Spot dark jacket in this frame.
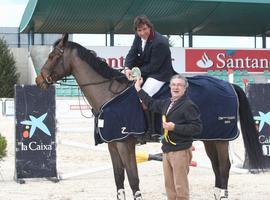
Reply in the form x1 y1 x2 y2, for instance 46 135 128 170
138 89 202 153
125 31 175 82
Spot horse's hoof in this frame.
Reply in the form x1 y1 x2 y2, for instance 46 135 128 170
117 188 126 200
213 187 220 200
134 191 143 200
214 188 228 200
220 189 228 200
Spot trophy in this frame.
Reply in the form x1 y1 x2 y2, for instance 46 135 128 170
131 67 141 80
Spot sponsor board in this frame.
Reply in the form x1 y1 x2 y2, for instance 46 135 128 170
15 85 57 179
85 46 270 73
247 84 270 166
86 46 185 73
186 49 270 72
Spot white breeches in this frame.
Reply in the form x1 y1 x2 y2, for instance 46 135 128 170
142 77 165 97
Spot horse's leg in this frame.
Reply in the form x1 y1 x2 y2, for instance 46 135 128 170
203 141 230 200
108 142 126 200
203 141 221 188
215 141 230 200
117 136 142 199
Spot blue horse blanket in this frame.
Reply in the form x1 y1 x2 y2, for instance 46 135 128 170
154 75 239 140
94 75 239 145
187 76 239 140
94 86 146 145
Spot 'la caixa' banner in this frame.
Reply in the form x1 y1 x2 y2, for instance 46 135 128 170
15 85 57 179
247 84 270 167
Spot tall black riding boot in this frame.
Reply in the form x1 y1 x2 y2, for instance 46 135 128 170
145 110 155 141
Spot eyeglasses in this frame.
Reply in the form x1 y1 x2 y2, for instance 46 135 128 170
170 83 185 88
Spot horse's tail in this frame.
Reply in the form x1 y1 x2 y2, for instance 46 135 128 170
233 84 266 170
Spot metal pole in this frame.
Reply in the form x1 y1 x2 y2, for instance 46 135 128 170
41 33 44 45
188 31 193 47
180 35 184 47
262 33 266 48
27 32 30 50
17 28 20 48
31 29 34 45
110 30 114 46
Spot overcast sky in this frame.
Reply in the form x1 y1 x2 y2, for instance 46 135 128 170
0 0 269 48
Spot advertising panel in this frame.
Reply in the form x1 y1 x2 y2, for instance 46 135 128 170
87 46 185 73
247 84 270 166
86 47 270 74
15 85 57 179
186 49 270 73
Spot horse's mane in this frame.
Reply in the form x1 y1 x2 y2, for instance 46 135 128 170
53 39 128 84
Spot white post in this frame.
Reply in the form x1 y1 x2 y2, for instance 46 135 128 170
227 69 234 84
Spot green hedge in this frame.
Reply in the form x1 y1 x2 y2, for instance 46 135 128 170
0 134 7 160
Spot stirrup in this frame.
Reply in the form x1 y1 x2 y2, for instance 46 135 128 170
134 191 143 200
117 189 126 200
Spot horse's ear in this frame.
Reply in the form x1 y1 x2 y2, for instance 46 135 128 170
59 33 69 47
62 33 68 43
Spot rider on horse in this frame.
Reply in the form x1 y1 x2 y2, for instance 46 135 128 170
124 15 175 135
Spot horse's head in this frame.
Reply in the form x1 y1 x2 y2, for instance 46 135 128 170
36 33 71 90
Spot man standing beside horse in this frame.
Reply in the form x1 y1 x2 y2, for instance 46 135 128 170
135 74 202 200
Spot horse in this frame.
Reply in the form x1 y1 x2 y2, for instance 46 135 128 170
36 33 266 200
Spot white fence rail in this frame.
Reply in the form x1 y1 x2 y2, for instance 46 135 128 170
1 97 93 133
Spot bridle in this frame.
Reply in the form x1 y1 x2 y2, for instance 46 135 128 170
41 45 67 85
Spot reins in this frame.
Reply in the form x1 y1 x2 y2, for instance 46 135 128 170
55 74 129 95
56 74 126 87
49 44 130 95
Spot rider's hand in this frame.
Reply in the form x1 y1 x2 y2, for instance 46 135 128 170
135 77 143 92
123 67 132 80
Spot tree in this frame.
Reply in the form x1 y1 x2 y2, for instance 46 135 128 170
0 37 19 97
0 134 7 161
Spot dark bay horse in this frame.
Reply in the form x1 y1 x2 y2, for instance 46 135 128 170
36 34 266 200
